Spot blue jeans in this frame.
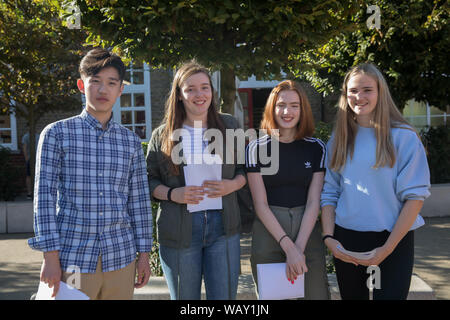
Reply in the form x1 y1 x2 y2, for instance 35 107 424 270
159 210 241 300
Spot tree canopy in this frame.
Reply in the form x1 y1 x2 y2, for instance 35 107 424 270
0 0 85 119
293 0 449 111
0 0 85 182
74 0 359 113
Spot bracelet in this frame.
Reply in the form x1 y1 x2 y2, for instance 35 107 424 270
167 187 175 202
278 234 290 246
322 234 334 242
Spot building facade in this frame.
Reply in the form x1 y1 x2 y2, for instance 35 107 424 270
1 65 339 195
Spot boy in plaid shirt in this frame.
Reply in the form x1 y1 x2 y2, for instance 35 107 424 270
29 48 152 299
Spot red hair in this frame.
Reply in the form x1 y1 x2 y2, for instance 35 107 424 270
260 80 315 139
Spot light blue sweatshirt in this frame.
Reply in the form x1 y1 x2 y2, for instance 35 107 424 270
321 125 431 232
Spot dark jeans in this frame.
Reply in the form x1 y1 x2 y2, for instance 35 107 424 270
334 224 414 300
159 210 240 300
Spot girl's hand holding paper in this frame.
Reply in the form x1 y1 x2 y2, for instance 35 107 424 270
203 179 234 198
172 186 205 204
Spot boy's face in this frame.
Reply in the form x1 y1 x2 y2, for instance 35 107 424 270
77 66 124 118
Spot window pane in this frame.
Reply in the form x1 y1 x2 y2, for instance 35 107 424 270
124 71 131 83
0 115 11 129
121 94 132 108
121 111 132 124
244 109 249 124
239 92 248 108
133 71 144 84
135 110 146 124
133 61 143 70
134 93 145 107
0 130 12 143
135 126 146 139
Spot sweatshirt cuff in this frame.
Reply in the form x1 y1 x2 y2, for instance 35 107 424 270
320 200 337 208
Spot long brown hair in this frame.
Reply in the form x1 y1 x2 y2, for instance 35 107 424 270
329 63 414 171
161 61 226 175
260 80 315 139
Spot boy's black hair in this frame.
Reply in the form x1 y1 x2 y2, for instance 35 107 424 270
79 48 125 82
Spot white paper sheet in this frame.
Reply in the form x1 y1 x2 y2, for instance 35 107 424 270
337 245 376 260
35 281 90 300
183 162 222 213
257 263 304 300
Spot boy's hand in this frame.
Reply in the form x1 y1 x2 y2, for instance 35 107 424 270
135 253 151 289
41 251 62 298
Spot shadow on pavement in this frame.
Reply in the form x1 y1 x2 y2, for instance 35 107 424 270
0 262 40 300
413 217 450 300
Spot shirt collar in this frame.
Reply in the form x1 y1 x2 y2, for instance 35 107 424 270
80 108 115 132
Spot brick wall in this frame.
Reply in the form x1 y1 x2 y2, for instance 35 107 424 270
8 73 339 196
323 92 340 124
7 153 27 193
16 108 82 149
297 81 340 124
13 69 338 157
150 68 173 131
299 81 323 122
146 70 340 133
14 106 82 195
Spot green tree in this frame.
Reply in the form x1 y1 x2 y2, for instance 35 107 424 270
0 0 85 186
294 0 449 111
74 0 359 114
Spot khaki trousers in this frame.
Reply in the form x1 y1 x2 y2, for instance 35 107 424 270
250 205 330 300
62 256 136 300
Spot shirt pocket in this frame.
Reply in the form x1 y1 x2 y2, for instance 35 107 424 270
109 152 132 191
60 138 88 197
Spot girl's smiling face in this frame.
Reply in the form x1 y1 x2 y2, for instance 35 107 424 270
179 72 212 123
274 90 301 130
346 73 378 126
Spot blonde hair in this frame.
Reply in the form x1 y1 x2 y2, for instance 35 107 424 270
260 80 315 139
161 60 225 175
329 63 414 171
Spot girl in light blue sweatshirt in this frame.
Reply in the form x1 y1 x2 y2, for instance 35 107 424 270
320 63 430 300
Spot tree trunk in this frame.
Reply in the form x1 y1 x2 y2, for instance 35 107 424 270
220 65 236 115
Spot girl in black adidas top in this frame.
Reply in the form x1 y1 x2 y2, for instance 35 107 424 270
245 80 329 299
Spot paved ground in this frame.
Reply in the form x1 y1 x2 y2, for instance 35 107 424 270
412 217 450 299
0 217 449 300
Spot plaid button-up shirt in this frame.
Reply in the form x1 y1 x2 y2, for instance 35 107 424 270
28 109 152 273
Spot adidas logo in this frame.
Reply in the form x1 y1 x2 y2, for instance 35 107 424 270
305 161 311 168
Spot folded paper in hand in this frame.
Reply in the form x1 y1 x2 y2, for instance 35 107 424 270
257 263 304 300
337 245 376 260
183 161 222 213
35 281 90 300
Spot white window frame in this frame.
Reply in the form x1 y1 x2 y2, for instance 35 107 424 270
238 73 286 89
238 75 280 89
0 110 18 151
112 62 152 141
